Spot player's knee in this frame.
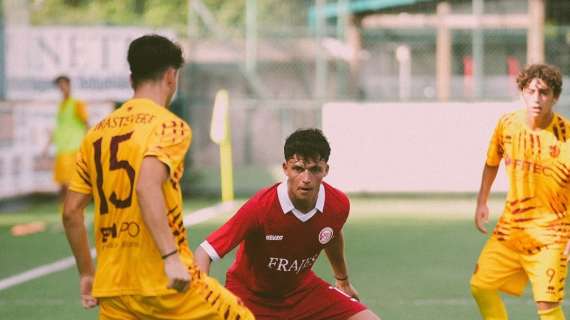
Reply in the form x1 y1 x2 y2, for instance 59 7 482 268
536 301 560 310
471 284 487 299
537 303 565 320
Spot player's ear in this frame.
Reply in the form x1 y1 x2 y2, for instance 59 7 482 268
324 163 329 177
164 68 177 86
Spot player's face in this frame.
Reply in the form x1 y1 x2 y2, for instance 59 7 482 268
521 78 557 120
283 155 329 205
57 80 70 98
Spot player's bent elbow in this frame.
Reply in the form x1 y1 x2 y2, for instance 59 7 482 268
193 246 212 274
135 177 153 200
135 170 162 200
61 208 80 229
61 210 72 227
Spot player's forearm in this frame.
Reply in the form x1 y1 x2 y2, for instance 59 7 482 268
62 212 94 276
324 232 349 279
137 183 178 256
194 246 212 274
477 164 499 205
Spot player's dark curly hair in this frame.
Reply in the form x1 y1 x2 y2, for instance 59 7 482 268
127 34 184 89
284 128 331 162
516 64 562 98
53 75 70 85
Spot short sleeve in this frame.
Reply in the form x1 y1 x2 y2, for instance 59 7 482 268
144 119 192 182
486 118 504 166
69 141 92 194
202 199 260 260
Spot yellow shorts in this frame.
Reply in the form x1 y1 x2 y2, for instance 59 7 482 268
98 270 254 320
470 237 568 302
53 152 77 185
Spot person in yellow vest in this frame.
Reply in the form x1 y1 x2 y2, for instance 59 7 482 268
49 75 89 200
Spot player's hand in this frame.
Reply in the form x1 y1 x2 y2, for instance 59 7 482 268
164 254 191 293
474 203 490 234
335 278 360 301
564 239 570 262
79 275 98 309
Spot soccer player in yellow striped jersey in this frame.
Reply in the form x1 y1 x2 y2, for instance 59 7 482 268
471 64 570 320
62 34 253 320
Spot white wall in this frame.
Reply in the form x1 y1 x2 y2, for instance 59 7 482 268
322 102 521 193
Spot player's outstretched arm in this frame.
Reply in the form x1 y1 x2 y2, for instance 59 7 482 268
324 230 360 300
137 156 190 293
474 164 499 234
194 245 212 275
62 190 97 309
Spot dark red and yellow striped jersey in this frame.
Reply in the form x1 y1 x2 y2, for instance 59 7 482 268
487 109 570 253
69 98 192 297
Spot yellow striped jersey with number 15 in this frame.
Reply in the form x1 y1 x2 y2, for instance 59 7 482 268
487 109 570 254
69 98 192 297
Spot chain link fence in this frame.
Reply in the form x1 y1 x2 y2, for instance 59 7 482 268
3 0 570 197
182 0 570 195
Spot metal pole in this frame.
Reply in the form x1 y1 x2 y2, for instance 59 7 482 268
187 0 199 38
246 0 257 76
336 0 348 97
0 0 5 100
436 2 451 102
527 0 544 64
314 0 327 98
396 45 411 101
346 14 362 98
472 0 483 99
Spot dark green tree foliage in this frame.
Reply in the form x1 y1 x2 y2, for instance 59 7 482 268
30 0 310 36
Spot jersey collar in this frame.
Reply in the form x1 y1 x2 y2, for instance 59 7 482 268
277 181 325 222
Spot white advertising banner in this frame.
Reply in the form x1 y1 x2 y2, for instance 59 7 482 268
6 26 174 101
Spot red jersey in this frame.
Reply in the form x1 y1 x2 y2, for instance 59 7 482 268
201 181 350 297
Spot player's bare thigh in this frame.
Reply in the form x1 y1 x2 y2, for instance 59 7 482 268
348 309 381 320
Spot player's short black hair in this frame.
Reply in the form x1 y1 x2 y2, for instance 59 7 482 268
127 34 184 89
53 75 70 85
284 128 331 162
517 64 562 98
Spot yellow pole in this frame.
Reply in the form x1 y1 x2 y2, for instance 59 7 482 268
220 139 234 202
210 90 234 202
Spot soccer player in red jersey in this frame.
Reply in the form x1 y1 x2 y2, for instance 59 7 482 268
195 128 381 320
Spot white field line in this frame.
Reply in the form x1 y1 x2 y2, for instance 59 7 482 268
409 297 570 306
183 201 236 227
0 248 96 291
0 202 234 292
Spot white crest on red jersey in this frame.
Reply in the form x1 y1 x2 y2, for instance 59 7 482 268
318 227 334 244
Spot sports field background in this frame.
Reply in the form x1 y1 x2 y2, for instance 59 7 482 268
1 195 564 319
